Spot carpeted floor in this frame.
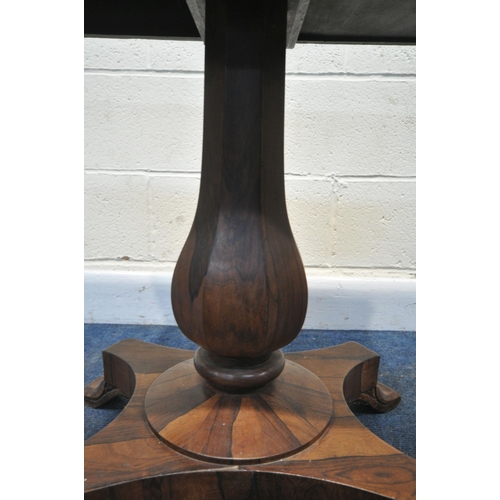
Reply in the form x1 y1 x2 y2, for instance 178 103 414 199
84 324 415 459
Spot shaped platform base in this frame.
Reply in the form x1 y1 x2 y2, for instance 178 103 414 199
84 340 415 499
145 358 333 464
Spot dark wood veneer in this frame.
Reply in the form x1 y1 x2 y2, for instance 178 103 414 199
85 340 414 498
171 0 307 393
144 358 333 464
85 0 415 496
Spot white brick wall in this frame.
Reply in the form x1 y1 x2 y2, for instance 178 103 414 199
84 39 415 328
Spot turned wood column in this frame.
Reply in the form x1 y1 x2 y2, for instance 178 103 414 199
171 0 307 393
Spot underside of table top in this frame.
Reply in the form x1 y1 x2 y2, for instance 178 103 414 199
84 0 416 45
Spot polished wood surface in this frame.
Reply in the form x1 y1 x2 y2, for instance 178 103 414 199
85 0 415 496
144 358 333 464
171 0 307 392
84 340 415 498
86 471 392 499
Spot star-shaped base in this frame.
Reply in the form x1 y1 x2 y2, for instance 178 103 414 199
84 339 415 499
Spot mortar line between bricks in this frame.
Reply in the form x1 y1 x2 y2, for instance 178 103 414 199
84 68 415 81
285 173 416 181
334 175 416 182
84 169 201 177
84 170 415 181
84 69 204 77
287 72 415 80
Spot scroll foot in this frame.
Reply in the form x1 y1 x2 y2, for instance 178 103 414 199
357 381 401 413
84 375 125 408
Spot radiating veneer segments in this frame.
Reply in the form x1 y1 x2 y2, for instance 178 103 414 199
144 359 333 464
85 340 414 498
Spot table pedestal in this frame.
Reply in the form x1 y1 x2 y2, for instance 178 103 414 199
84 0 415 497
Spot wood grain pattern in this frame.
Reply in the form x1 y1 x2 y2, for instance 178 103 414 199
84 375 126 408
170 0 307 392
85 470 391 500
84 340 415 499
144 358 333 464
85 0 415 496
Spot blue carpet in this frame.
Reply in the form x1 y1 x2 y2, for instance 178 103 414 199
84 324 415 459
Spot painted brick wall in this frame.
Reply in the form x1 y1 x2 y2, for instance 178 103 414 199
84 39 415 279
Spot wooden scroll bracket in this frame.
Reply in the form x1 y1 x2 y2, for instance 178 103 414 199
84 376 125 408
357 383 402 413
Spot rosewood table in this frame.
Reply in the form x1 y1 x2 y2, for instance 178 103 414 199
84 0 416 498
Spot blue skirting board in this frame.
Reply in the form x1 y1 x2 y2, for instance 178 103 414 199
84 324 416 459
